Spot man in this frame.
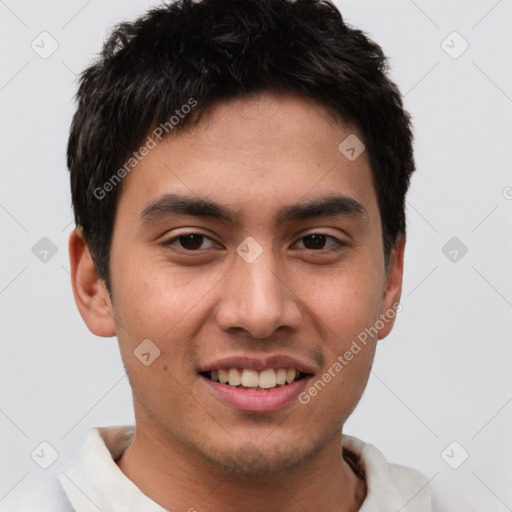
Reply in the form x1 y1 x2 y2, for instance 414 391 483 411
55 0 430 509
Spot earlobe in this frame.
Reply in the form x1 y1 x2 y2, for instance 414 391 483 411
378 235 405 340
69 228 116 337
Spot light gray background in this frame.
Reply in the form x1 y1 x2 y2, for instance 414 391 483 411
1 0 511 510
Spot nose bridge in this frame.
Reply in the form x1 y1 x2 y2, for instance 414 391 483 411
241 247 280 306
215 240 301 338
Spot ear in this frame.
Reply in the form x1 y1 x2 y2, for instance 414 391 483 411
378 234 405 340
69 227 116 337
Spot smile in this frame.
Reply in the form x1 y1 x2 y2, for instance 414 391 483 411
198 356 315 412
201 368 308 391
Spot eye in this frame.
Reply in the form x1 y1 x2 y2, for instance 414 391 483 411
294 233 344 251
164 233 219 251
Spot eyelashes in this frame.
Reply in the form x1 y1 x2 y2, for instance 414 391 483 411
164 233 219 251
163 232 346 253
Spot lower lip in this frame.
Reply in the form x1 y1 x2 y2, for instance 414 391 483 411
200 375 311 412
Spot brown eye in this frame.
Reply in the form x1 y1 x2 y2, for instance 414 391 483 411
302 234 328 249
296 234 341 250
178 234 204 250
164 233 218 251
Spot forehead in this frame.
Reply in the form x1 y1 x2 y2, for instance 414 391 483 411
116 92 378 225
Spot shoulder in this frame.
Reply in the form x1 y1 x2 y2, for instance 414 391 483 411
342 434 432 512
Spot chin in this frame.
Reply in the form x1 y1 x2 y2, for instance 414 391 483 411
196 431 333 478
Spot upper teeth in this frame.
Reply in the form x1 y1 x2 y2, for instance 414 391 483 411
210 368 298 389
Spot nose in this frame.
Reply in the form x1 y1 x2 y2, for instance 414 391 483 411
214 245 303 339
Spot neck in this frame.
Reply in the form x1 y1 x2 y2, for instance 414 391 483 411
116 420 366 512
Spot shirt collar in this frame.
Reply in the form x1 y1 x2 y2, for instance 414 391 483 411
59 426 430 512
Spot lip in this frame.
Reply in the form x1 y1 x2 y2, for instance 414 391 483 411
200 374 312 412
197 354 317 374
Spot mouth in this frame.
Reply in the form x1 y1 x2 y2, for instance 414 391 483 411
198 356 316 412
200 368 309 391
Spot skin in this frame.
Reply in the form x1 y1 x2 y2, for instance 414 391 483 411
69 91 405 512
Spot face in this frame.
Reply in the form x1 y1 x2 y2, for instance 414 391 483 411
72 92 404 476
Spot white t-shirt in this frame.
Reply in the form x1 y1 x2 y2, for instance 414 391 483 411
9 425 432 511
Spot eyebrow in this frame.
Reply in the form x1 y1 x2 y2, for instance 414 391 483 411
138 193 367 226
276 195 366 224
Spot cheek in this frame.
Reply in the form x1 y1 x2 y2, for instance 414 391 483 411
298 342 376 430
297 262 384 404
300 264 384 336
109 259 230 400
111 256 217 339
